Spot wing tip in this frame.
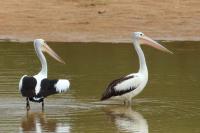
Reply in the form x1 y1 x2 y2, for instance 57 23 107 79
100 96 107 101
100 83 116 101
100 91 112 101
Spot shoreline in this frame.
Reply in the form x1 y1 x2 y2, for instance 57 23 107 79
0 37 199 44
0 35 200 43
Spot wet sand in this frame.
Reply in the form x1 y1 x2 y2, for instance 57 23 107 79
0 0 200 42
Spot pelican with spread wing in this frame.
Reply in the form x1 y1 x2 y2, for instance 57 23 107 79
19 39 70 110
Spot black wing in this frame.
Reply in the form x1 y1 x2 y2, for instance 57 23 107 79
20 76 37 97
101 75 135 101
36 79 59 97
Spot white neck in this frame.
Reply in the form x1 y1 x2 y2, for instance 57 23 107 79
133 39 148 75
34 45 47 77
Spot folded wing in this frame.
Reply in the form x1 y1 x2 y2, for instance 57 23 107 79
101 75 141 100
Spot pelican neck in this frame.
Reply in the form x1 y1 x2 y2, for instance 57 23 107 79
34 44 48 77
133 39 148 74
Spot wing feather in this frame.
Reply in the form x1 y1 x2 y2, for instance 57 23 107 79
101 75 141 101
37 79 70 98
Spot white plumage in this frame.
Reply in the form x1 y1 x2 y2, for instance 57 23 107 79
33 73 46 95
115 74 143 92
55 79 70 93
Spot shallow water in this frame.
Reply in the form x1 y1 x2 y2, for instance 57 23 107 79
0 41 200 133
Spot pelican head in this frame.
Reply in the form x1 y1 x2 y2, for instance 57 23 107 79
133 32 173 54
34 39 65 64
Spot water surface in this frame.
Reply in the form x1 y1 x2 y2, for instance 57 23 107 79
0 41 200 132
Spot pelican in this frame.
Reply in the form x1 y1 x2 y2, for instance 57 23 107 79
19 39 70 111
100 32 172 105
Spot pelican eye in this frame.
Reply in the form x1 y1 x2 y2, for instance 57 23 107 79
140 33 143 36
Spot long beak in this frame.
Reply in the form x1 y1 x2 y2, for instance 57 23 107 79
140 35 173 54
42 43 65 64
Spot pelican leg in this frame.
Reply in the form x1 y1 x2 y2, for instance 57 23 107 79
128 100 132 106
124 100 128 106
26 98 30 111
42 99 44 111
124 99 132 107
124 100 127 105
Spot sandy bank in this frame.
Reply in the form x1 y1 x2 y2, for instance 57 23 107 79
0 0 200 42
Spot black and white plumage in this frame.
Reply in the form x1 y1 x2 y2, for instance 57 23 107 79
19 39 70 110
19 76 69 102
101 32 173 105
101 75 136 101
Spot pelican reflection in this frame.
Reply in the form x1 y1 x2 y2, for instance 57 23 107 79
104 106 148 133
20 112 70 133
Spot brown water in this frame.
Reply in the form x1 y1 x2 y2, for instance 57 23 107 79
0 41 200 133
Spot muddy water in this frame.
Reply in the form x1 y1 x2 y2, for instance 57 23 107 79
0 41 200 132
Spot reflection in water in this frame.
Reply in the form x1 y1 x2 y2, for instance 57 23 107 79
19 112 70 133
104 106 148 133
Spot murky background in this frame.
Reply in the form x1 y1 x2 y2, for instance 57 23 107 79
0 41 200 132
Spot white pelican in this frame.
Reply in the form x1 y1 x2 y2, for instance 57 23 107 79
19 39 70 111
100 32 172 105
